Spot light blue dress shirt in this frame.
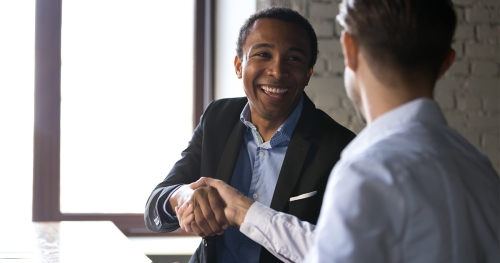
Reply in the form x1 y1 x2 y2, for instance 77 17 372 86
215 96 304 263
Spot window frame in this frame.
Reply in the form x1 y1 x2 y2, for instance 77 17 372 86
32 0 214 236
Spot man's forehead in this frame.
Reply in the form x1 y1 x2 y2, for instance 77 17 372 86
249 18 298 32
245 18 310 48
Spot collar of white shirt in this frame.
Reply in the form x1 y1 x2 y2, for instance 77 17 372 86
342 98 447 160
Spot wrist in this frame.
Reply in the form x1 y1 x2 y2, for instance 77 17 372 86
233 195 254 227
169 185 193 211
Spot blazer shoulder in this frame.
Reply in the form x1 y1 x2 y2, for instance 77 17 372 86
302 96 355 139
199 97 247 125
318 108 355 142
314 108 354 134
205 97 248 112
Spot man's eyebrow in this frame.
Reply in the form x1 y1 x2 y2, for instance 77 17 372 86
252 43 274 50
289 47 307 56
251 43 308 56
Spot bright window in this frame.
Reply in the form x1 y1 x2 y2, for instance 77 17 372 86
0 1 35 224
59 0 194 214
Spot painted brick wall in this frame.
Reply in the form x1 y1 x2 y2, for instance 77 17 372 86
257 0 499 172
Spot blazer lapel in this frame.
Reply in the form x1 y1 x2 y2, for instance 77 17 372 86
270 94 315 212
214 121 246 183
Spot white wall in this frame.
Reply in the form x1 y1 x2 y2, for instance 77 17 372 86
214 0 256 99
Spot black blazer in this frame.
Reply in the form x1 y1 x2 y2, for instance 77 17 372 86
145 93 355 263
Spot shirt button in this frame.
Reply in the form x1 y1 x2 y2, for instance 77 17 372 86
258 152 264 157
253 193 258 199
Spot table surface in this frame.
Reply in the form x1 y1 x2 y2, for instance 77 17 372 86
0 221 151 263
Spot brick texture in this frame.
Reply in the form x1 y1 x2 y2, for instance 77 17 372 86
258 0 500 172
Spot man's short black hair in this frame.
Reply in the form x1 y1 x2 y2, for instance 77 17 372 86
236 6 318 69
337 0 457 85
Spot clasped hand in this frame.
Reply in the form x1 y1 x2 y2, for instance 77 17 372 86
174 178 254 237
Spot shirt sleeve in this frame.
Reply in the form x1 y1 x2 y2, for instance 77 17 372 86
240 202 316 263
303 157 406 263
161 184 183 223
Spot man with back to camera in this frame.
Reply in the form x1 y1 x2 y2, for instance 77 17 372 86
144 6 356 263
179 0 500 262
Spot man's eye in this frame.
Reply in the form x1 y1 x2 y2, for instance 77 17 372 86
288 56 301 61
255 53 269 57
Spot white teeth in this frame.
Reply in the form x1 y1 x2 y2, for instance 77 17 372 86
261 85 288 94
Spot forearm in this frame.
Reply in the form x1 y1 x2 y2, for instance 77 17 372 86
231 194 255 227
169 185 194 212
240 202 315 263
144 184 183 232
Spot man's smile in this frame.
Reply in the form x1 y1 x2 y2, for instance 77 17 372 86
258 85 290 98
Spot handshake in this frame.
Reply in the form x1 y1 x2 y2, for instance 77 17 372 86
171 178 255 237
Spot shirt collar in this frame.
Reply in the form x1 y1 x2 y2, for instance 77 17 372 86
341 98 447 159
240 95 304 147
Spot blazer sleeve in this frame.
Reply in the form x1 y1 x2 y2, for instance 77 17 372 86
144 104 208 233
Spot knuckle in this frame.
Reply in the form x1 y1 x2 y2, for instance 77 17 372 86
216 217 227 225
195 218 207 228
204 211 215 221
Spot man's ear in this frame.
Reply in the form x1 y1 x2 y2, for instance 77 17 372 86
305 67 314 86
234 55 242 79
340 31 359 71
437 49 456 80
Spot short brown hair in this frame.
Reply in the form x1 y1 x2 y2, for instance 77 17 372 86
337 0 457 85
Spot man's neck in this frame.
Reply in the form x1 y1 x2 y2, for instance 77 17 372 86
360 68 434 125
249 113 287 142
367 90 433 125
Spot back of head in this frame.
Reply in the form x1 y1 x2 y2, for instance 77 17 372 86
337 0 457 86
236 6 318 69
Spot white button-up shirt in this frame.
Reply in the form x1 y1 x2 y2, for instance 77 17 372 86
240 98 499 263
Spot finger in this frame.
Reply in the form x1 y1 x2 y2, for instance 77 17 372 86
188 186 223 236
196 178 227 196
207 189 229 232
175 206 185 231
179 203 202 235
176 205 188 231
180 204 195 232
183 213 195 232
175 204 183 219
196 187 228 235
180 203 196 232
189 177 225 190
178 206 187 231
181 202 194 216
189 215 207 238
193 203 217 236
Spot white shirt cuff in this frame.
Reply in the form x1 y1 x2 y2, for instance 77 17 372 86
239 202 303 263
240 201 275 240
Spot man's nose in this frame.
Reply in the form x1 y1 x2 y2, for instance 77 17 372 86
266 58 288 79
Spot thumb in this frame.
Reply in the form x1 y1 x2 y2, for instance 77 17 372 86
189 177 210 189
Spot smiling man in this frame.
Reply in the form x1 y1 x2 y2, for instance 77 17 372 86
235 17 313 142
144 6 355 263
